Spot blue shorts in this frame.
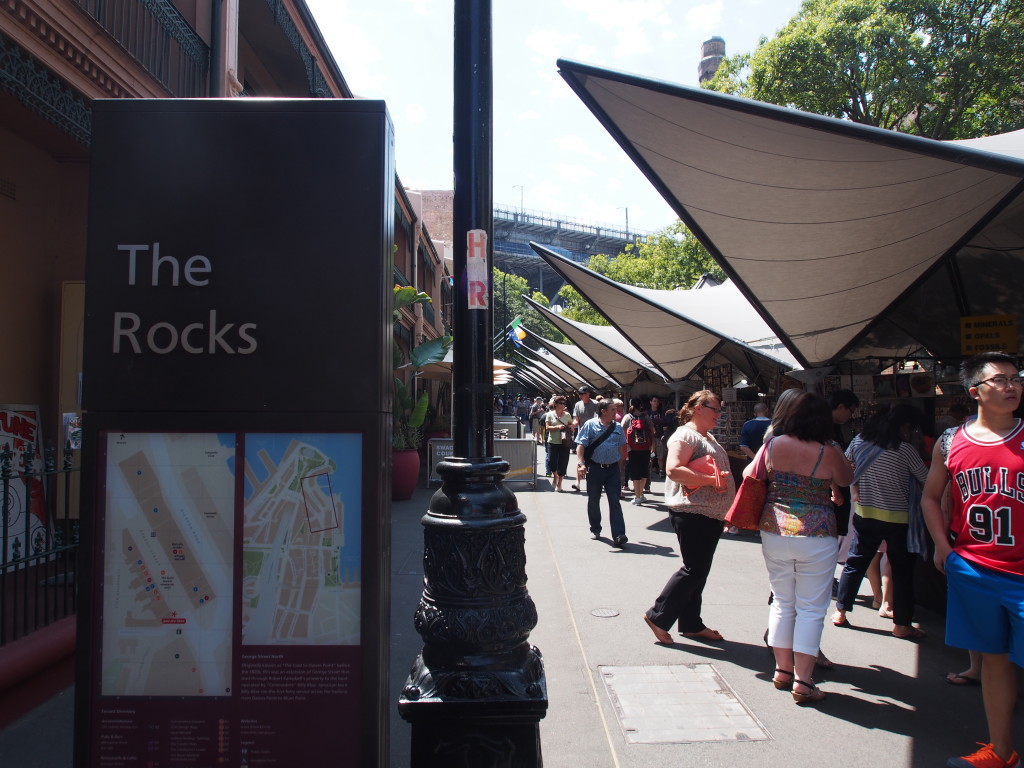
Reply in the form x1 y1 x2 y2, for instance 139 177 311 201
945 551 1024 665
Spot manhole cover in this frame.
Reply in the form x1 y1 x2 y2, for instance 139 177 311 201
591 608 620 618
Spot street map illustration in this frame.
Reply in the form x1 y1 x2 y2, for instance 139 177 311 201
241 433 361 646
102 432 235 697
100 432 362 698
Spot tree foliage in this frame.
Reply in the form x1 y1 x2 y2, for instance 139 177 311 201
491 268 565 355
703 0 1024 139
557 221 725 325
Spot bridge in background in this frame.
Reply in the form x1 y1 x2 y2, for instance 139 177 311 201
492 206 650 298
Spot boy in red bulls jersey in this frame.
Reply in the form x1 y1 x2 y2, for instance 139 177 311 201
923 351 1024 768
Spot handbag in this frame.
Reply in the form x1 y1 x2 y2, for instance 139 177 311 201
724 439 771 531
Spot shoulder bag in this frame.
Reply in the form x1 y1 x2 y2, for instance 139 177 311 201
582 423 615 462
724 438 771 531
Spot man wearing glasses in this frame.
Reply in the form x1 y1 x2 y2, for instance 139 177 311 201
923 351 1024 768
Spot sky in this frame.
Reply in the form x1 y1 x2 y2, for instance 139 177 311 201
304 0 805 235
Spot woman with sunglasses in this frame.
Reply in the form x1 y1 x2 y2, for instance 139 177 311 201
644 390 734 644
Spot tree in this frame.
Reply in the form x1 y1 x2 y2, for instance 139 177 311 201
703 0 1024 139
557 221 725 324
491 267 565 355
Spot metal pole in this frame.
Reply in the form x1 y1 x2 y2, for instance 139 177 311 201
398 2 547 765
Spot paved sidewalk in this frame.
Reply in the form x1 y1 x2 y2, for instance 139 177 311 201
391 446 1023 767
5 444 1023 767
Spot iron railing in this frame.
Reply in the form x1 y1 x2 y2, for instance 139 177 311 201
1 443 79 646
71 0 210 97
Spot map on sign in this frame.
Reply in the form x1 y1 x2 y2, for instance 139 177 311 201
101 432 235 697
241 433 361 646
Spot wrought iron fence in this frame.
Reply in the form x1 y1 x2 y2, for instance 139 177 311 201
1 443 79 646
71 0 209 97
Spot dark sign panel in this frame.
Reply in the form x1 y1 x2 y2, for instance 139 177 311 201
84 99 394 413
77 101 393 768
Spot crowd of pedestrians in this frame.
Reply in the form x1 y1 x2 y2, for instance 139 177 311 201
517 350 1024 768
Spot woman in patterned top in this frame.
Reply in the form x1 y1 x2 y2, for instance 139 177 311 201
749 392 852 704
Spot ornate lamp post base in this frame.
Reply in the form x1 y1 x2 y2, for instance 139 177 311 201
398 456 547 767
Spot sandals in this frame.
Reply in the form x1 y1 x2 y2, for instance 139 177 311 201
792 679 826 704
946 672 980 686
682 627 725 642
643 614 673 644
893 626 927 640
831 610 850 627
772 668 794 690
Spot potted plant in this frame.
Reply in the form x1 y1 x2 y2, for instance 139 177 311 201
392 285 452 499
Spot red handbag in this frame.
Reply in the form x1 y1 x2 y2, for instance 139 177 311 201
724 439 771 531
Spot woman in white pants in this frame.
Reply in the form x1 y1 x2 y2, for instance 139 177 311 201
746 392 852 704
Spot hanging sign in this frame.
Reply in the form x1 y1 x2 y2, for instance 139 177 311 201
961 315 1017 355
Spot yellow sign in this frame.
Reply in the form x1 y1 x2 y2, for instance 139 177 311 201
961 315 1018 355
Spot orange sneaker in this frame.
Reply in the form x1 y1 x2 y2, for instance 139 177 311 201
948 743 1020 768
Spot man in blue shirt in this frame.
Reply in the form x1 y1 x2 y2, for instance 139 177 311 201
575 401 629 548
739 402 771 460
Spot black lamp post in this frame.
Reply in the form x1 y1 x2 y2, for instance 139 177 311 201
397 2 547 766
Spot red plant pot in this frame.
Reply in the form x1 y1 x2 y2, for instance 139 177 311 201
391 448 420 501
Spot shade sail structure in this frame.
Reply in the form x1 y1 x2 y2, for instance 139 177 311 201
512 353 574 393
523 295 668 385
520 325 621 390
557 59 1024 367
513 344 593 391
529 242 800 388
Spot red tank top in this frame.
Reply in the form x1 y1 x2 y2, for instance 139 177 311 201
947 419 1024 576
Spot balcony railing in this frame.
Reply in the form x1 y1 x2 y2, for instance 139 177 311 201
72 0 209 97
1 445 79 646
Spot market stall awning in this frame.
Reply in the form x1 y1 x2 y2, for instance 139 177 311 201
512 353 574 393
520 325 621 390
529 242 799 388
557 59 1024 368
523 295 668 385
513 343 594 391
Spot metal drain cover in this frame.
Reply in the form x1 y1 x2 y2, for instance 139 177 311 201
591 608 620 618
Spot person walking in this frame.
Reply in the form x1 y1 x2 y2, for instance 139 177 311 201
643 390 734 644
922 351 1024 768
753 392 852 704
575 400 629 548
621 397 654 505
543 396 573 493
530 396 547 444
831 404 930 640
649 395 668 478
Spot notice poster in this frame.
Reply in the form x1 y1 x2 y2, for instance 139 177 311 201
1 404 47 564
94 431 364 768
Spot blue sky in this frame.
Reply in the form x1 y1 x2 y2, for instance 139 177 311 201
304 0 805 234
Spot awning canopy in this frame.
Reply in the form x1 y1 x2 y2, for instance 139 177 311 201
530 242 799 389
520 325 621 390
514 343 594 391
523 295 668 385
558 59 1024 368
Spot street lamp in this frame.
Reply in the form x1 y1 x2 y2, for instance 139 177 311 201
513 184 524 214
397 2 547 765
618 206 629 239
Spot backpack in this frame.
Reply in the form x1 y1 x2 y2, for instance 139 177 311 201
626 416 651 449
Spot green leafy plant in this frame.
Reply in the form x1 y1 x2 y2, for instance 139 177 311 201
393 285 452 450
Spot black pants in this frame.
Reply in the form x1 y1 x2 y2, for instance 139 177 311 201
835 514 916 626
646 512 723 633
